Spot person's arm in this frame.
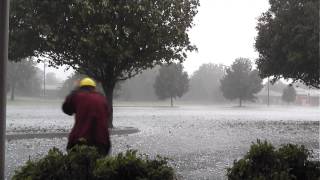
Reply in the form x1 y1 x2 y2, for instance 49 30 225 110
62 91 77 115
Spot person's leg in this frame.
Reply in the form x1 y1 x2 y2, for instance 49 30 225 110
68 139 111 156
96 143 111 156
66 141 75 151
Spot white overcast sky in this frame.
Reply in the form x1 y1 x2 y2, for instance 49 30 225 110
184 0 270 73
44 0 270 81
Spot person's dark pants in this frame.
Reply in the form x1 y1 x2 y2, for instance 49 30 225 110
67 140 111 156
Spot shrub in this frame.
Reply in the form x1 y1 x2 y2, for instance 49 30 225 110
13 145 176 180
94 150 176 180
227 140 320 180
12 148 66 180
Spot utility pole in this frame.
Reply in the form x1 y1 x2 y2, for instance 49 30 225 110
308 87 310 106
43 61 46 97
267 77 270 106
0 0 9 179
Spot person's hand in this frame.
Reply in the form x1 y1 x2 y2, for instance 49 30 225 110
73 79 80 89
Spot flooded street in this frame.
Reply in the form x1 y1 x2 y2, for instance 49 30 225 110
5 102 320 179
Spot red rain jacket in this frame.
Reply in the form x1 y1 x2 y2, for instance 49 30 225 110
62 88 110 148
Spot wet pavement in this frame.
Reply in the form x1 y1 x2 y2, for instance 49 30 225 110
5 103 320 179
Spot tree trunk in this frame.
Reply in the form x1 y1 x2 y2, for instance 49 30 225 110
10 83 15 101
102 82 115 128
170 96 173 107
239 98 242 107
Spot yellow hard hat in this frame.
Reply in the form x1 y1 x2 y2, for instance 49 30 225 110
79 77 96 87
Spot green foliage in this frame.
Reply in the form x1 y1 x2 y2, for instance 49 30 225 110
154 63 189 106
268 81 287 93
186 63 226 102
227 140 320 180
59 73 121 98
7 59 42 100
220 58 263 106
255 0 319 88
10 0 199 126
12 148 66 180
13 146 176 180
9 0 199 87
117 67 160 101
66 145 101 180
94 150 175 180
9 2 43 62
282 85 297 103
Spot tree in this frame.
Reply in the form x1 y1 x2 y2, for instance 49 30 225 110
10 0 200 127
268 80 287 93
59 73 120 98
117 67 159 101
59 73 84 98
45 72 60 85
282 85 296 104
255 0 319 88
7 59 40 100
154 63 189 106
185 63 225 102
220 58 263 107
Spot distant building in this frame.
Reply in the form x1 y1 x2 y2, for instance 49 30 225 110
257 86 282 105
295 88 319 106
257 86 320 106
41 83 63 98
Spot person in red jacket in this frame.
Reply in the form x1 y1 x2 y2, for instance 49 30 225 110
62 77 111 155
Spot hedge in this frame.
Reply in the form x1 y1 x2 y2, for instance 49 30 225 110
227 140 320 180
13 145 176 180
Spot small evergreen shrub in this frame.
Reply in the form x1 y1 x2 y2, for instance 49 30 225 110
94 150 176 180
227 140 320 180
13 145 176 180
12 148 66 180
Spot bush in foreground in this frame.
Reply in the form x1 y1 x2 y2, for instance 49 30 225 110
227 140 320 180
13 145 176 180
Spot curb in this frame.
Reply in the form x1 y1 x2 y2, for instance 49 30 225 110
6 127 139 141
